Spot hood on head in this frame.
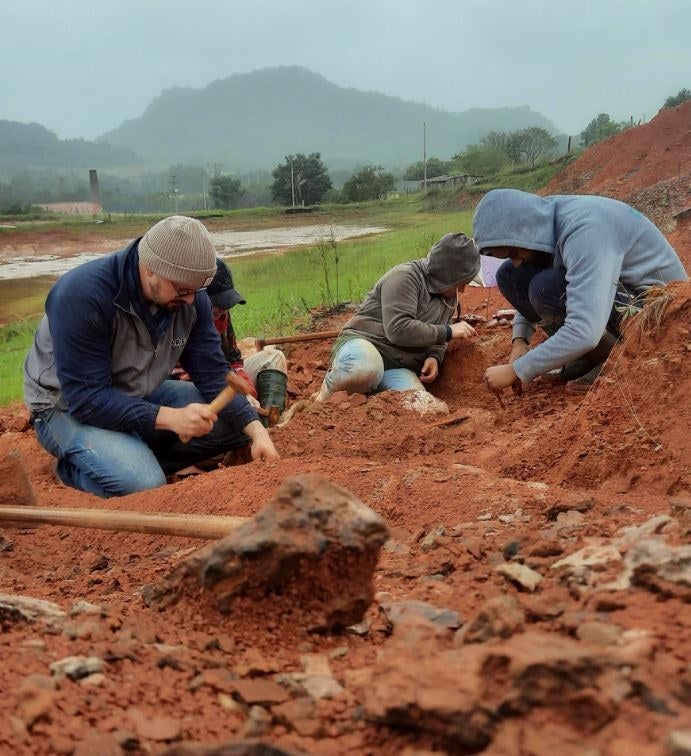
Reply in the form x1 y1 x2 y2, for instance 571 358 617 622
425 232 481 293
473 189 557 255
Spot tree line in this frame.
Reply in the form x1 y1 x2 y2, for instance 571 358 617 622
1 88 688 215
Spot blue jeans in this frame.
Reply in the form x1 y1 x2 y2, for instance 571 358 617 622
33 381 250 498
322 338 424 397
495 261 639 336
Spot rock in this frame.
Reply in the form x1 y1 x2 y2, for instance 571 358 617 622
127 707 182 742
625 538 691 600
668 729 691 756
50 656 104 681
546 497 595 520
239 706 272 738
617 515 674 544
495 563 543 591
79 672 106 687
378 599 462 632
552 544 622 572
272 697 322 737
231 679 290 706
0 529 12 552
69 599 104 617
355 629 634 749
301 674 343 701
276 655 344 701
457 594 524 644
8 410 31 432
420 525 445 552
0 593 66 630
346 619 370 636
556 510 586 528
147 475 388 630
577 621 622 646
401 390 448 415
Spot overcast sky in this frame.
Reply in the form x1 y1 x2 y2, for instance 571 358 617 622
2 0 689 140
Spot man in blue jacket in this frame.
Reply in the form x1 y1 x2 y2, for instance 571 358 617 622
473 189 687 393
24 215 279 498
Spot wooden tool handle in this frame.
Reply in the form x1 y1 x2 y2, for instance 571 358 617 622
179 373 251 443
208 384 238 414
0 504 247 540
255 330 340 349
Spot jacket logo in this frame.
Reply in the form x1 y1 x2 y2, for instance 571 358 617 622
171 337 188 348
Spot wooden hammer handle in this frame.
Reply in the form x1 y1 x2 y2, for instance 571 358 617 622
179 372 251 443
0 504 246 539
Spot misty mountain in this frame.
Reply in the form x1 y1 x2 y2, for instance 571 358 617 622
0 120 139 174
99 66 558 171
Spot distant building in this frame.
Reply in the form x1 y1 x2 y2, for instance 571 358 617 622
394 179 422 195
40 201 103 215
421 174 484 191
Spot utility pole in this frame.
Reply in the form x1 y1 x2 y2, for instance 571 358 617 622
201 171 207 210
168 175 179 213
423 122 427 193
290 158 296 207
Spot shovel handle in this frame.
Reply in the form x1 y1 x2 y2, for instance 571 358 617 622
0 504 246 540
255 330 340 349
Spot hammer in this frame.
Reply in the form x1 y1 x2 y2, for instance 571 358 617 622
179 371 253 443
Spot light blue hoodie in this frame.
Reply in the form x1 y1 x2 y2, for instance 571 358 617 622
473 189 687 382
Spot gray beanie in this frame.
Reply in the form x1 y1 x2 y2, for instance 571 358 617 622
138 216 217 290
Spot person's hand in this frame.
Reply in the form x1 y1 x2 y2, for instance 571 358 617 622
484 364 519 391
243 420 280 462
246 394 262 410
419 357 439 384
509 338 529 364
156 404 217 438
449 321 477 339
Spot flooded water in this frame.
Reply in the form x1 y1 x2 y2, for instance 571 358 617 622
0 224 388 281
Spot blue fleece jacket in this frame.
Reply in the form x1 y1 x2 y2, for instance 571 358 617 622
473 190 687 382
24 242 257 434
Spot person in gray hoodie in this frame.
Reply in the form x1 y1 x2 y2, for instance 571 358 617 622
315 232 480 400
473 189 687 392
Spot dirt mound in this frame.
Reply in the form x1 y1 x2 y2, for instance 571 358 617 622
544 101 691 229
498 282 691 495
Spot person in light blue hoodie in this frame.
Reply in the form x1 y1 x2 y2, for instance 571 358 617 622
473 189 687 392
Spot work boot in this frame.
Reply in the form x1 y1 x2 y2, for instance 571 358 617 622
565 364 604 394
544 330 619 383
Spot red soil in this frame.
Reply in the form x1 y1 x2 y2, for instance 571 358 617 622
0 108 690 754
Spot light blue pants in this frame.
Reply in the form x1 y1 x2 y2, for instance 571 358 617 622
322 338 424 397
32 380 249 498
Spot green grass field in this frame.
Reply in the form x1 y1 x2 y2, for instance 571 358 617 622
0 200 472 406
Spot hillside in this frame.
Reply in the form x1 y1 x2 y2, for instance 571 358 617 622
0 120 139 175
99 66 558 171
544 100 691 229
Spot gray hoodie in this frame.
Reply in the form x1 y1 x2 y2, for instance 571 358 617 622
340 232 480 371
473 190 687 382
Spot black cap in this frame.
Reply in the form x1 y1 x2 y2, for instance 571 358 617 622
207 258 246 309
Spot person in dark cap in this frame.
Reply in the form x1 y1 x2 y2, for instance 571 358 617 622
205 258 288 397
314 232 480 400
24 215 279 498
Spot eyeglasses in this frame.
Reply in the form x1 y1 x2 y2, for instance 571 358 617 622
169 273 215 297
171 283 208 297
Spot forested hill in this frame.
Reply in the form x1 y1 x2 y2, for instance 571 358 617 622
0 120 139 173
99 66 558 171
